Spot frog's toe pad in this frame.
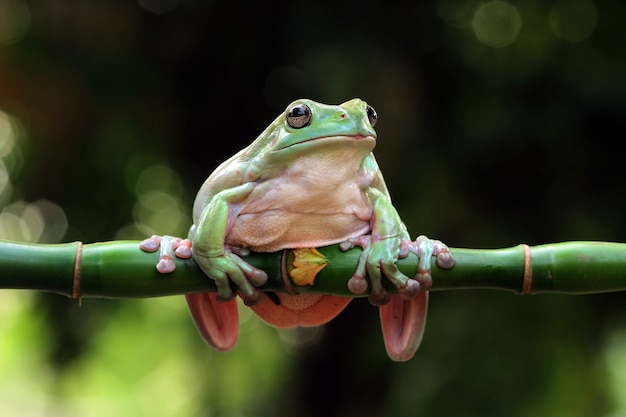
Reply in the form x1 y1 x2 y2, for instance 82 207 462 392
246 268 268 287
435 252 455 269
174 239 193 258
139 235 161 252
414 271 433 290
156 257 176 274
340 235 371 251
141 235 189 274
348 275 368 295
398 279 422 299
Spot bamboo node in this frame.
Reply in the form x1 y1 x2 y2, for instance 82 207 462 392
521 243 532 294
280 250 299 295
72 241 83 301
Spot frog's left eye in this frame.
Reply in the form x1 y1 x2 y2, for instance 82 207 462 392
287 104 312 129
366 105 377 127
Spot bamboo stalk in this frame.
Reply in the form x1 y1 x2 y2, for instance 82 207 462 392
0 240 625 299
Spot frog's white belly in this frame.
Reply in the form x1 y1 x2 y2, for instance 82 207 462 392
225 154 374 252
227 210 370 252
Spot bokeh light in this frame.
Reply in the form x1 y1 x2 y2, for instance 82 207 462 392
437 0 476 29
472 1 522 48
549 0 598 43
0 112 17 205
125 164 188 238
0 111 67 242
0 0 31 44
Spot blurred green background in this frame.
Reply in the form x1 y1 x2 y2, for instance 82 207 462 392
1 0 625 416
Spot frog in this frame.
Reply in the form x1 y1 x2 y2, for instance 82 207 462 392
140 98 454 361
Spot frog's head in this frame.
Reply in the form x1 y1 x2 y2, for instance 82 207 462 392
274 98 376 148
261 98 378 156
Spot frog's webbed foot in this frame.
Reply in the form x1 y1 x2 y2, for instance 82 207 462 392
140 235 267 306
405 235 456 289
341 234 455 303
194 249 268 306
380 290 429 361
340 237 387 305
140 235 192 273
340 235 421 306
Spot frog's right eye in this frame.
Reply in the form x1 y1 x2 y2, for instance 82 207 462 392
286 104 312 129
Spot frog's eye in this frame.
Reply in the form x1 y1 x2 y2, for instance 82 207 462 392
366 105 377 127
286 104 312 129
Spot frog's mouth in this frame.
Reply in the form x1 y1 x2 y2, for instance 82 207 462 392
278 134 375 150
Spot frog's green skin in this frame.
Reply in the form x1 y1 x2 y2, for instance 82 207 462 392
140 99 454 361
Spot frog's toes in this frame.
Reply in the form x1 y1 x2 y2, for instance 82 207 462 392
397 278 422 300
339 241 354 252
340 235 371 251
429 238 455 270
139 235 162 252
343 238 371 295
435 250 455 270
398 239 411 258
161 238 192 273
408 235 455 288
228 245 250 257
140 235 190 274
174 239 193 258
156 256 177 274
229 254 268 288
414 270 433 291
348 275 368 295
200 252 268 307
241 266 269 288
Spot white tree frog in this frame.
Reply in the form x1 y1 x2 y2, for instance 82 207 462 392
140 98 454 361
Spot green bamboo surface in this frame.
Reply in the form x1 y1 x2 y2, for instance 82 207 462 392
1 240 625 298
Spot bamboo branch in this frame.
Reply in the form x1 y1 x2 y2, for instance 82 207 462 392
0 240 625 299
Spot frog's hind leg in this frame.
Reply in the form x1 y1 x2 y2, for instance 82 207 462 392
185 293 239 351
379 291 428 362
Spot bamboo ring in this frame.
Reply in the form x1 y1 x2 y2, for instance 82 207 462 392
72 241 83 300
521 243 532 294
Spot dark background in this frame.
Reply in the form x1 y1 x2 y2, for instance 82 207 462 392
0 0 625 415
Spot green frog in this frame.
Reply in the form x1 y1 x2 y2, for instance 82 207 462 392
140 99 454 361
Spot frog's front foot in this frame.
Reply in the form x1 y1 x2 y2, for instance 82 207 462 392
340 234 455 305
405 235 455 289
140 235 192 273
193 249 268 306
340 235 412 305
140 235 267 306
